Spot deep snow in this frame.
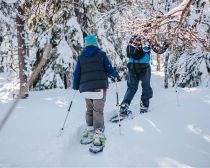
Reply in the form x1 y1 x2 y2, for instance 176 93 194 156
0 72 210 167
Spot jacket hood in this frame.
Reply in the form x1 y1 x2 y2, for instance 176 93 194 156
80 46 100 57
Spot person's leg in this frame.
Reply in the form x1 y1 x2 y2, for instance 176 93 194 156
85 99 94 126
81 99 94 144
140 66 153 108
92 93 106 131
91 94 106 147
122 72 140 105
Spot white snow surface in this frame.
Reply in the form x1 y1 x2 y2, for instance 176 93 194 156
0 72 210 167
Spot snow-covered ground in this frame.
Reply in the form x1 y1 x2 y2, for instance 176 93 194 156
0 72 210 167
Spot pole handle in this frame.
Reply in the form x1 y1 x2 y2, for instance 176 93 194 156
68 101 73 112
114 79 122 135
115 79 120 106
116 91 119 106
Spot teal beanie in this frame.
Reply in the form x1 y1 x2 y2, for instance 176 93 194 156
84 35 98 47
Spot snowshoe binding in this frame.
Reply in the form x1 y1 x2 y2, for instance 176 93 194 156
110 103 133 123
140 102 148 114
89 129 106 154
80 127 94 145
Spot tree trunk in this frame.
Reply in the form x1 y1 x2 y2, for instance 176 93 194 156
205 55 210 75
74 0 90 36
156 53 161 71
16 6 28 98
0 34 2 46
28 44 52 90
164 53 170 88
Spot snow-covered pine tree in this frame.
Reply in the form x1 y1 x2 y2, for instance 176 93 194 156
0 1 21 97
1 0 210 92
168 0 210 87
115 0 210 88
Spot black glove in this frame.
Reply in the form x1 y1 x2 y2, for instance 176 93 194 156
110 76 115 82
116 76 122 82
163 40 170 49
109 76 121 82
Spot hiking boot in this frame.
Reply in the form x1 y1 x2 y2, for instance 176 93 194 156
110 103 133 123
140 102 148 113
119 103 129 116
89 129 106 153
80 126 94 145
92 129 106 147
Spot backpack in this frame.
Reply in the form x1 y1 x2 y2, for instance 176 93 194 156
126 36 145 60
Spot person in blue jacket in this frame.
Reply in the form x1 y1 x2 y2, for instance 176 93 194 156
72 35 119 148
119 34 169 117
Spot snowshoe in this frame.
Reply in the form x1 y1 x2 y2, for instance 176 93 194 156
110 103 133 123
89 129 105 154
140 102 148 114
89 144 104 153
110 110 133 123
80 127 94 145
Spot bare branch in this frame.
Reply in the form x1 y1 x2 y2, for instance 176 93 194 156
116 0 210 53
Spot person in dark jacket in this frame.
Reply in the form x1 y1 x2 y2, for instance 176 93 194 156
119 34 169 117
72 35 119 147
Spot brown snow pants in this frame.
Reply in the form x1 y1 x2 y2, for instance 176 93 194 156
85 93 106 131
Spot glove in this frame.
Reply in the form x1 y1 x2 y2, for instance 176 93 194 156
163 40 170 49
110 76 115 82
109 76 121 82
116 76 122 82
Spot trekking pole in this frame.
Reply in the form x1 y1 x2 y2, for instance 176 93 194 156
59 90 77 136
115 78 122 135
0 96 20 132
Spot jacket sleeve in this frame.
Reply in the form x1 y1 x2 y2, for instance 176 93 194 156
72 60 81 90
102 52 119 78
150 40 169 54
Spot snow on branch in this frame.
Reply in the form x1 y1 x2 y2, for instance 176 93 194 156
166 0 192 17
116 0 210 52
3 0 25 5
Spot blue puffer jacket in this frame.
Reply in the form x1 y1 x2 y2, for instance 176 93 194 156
128 46 151 64
72 46 119 90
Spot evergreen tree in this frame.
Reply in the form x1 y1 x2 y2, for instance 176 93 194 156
0 0 210 93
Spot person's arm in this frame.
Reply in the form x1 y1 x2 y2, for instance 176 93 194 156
72 60 81 90
102 52 119 78
150 40 169 54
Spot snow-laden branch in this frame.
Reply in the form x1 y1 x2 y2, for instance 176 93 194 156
166 0 192 17
28 43 52 90
116 0 210 52
3 0 25 5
